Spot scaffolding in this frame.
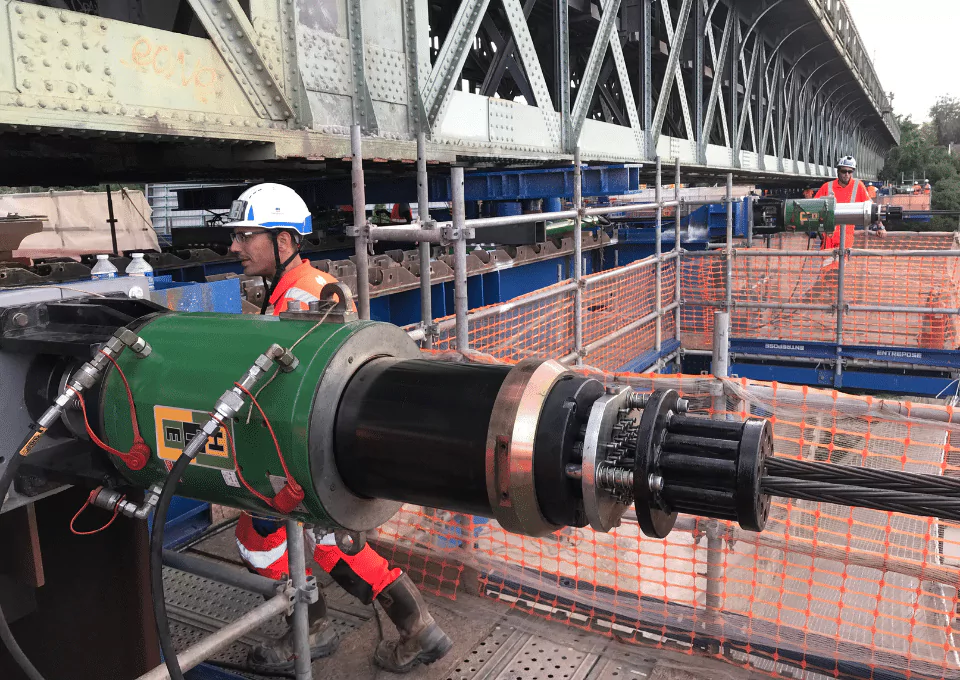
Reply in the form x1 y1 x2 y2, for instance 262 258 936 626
339 124 960 679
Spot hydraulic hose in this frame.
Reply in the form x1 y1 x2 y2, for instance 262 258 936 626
0 432 50 680
150 453 193 680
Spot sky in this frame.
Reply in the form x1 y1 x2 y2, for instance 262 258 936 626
845 0 959 123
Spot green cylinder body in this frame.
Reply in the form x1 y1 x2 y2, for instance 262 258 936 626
782 197 836 233
100 313 412 528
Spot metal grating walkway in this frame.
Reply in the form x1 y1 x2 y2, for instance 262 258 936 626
167 522 780 680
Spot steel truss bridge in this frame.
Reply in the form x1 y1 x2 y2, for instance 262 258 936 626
0 0 896 185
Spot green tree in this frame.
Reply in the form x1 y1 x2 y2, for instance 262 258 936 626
881 114 960 185
930 96 960 147
932 176 960 230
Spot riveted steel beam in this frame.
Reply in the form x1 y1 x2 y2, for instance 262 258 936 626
734 30 759 158
699 0 734 161
641 0 654 157
501 0 560 147
557 0 572 151
651 0 694 152
570 0 622 145
608 19 644 157
185 0 295 122
402 0 429 132
423 0 491 132
346 0 378 134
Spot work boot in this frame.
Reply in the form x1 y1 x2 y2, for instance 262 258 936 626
248 601 339 673
374 573 453 673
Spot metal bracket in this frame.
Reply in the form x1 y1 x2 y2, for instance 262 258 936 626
297 575 320 605
441 224 476 244
346 221 371 240
185 0 295 121
334 529 367 556
347 0 379 134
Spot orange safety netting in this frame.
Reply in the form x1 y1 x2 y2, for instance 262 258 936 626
681 232 960 351
373 368 960 680
430 258 678 372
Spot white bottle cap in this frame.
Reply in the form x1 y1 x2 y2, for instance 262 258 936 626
132 252 144 258
97 254 109 260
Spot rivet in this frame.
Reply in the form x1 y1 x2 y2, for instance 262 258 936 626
87 86 94 94
17 31 25 39
85 64 92 73
101 105 110 113
81 103 89 111
60 12 67 22
61 38 69 46
42 59 50 67
107 90 113 97
102 45 110 53
14 5 22 13
38 99 47 108
21 79 30 89
100 22 107 30
104 67 111 75
37 9 45 18
45 81 53 91
67 84 77 93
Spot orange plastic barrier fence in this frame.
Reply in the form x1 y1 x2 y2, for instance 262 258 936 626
375 369 960 680
431 258 677 372
681 232 960 351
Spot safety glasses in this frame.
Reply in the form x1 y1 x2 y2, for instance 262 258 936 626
230 230 271 244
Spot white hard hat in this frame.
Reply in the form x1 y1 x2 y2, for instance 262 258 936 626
224 183 312 235
837 155 857 171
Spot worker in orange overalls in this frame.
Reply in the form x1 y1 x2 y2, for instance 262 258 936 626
814 155 885 253
225 183 452 674
867 183 878 200
804 157 885 303
924 181 932 195
802 188 815 199
913 182 922 196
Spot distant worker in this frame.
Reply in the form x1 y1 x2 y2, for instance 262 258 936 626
814 156 885 256
867 183 878 200
913 181 922 196
802 188 815 199
924 181 932 195
225 183 452 674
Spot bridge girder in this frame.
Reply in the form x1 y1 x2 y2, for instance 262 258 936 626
0 0 896 184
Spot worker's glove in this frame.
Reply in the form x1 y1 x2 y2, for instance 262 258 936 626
868 222 886 238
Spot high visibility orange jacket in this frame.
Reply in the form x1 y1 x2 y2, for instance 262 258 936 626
814 178 869 251
267 258 352 314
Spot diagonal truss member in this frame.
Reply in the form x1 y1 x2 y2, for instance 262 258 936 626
186 0 295 121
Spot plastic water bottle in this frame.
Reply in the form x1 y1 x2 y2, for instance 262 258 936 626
91 254 118 280
125 253 155 291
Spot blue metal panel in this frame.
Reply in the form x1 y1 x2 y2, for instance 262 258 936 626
162 498 212 549
429 164 641 201
730 363 957 398
731 338 837 361
730 363 835 387
186 663 247 679
151 278 242 314
495 258 564 301
616 339 682 373
841 345 960 370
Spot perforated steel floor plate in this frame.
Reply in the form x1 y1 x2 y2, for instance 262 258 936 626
163 565 369 678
